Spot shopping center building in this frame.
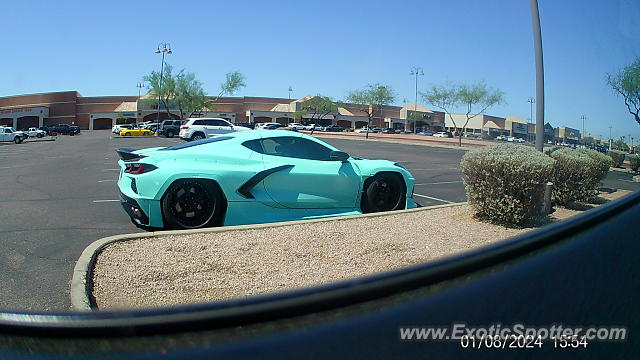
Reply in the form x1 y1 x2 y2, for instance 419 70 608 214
0 91 580 142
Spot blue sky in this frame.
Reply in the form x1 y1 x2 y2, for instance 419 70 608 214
1 0 638 141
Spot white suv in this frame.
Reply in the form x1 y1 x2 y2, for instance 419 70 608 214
179 118 251 141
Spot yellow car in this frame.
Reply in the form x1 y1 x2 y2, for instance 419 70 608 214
120 128 154 136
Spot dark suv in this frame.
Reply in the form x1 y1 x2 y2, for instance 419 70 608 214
158 120 183 138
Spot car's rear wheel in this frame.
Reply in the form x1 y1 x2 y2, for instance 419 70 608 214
161 179 223 229
125 132 131 136
191 133 205 141
361 173 406 213
165 130 174 138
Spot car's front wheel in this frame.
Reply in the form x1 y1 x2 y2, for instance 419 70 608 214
161 179 224 229
361 173 406 213
124 132 131 136
14 136 22 144
37 133 44 138
165 130 174 138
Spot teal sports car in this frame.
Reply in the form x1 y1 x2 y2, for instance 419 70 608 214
117 130 417 230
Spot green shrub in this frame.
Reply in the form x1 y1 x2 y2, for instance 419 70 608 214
544 146 562 156
575 148 613 189
608 150 626 168
549 148 607 204
629 154 640 172
460 143 554 226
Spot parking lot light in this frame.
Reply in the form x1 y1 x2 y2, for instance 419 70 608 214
154 43 172 134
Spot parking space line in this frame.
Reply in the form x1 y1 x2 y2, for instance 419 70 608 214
98 180 118 182
92 199 120 203
101 169 120 171
413 193 455 204
618 179 637 183
415 181 464 185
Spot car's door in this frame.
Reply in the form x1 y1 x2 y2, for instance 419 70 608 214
248 135 362 209
0 128 10 141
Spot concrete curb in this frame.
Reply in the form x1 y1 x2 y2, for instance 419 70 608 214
70 202 467 311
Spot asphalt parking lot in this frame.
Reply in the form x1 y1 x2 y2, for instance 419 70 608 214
0 131 638 312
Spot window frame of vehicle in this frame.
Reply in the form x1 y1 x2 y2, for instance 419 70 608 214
243 136 336 162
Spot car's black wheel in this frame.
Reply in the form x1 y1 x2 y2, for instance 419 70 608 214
36 133 43 138
361 173 406 213
165 130 174 138
124 132 131 136
161 179 223 229
14 136 21 144
191 133 205 141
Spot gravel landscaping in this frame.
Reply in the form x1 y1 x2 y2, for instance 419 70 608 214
91 190 630 310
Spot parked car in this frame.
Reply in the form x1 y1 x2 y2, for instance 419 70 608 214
303 124 324 131
433 131 453 138
496 135 508 141
116 130 417 230
463 133 479 138
25 127 46 138
371 128 382 133
256 122 282 129
120 127 154 136
179 118 251 141
158 120 183 138
287 123 305 130
380 128 396 134
112 124 132 134
417 131 434 136
323 125 345 132
354 127 370 133
51 123 80 135
234 122 256 130
143 124 159 132
0 126 24 144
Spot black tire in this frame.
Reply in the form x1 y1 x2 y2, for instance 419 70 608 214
165 130 175 138
69 131 75 136
361 173 406 213
36 133 43 138
161 179 223 229
191 133 205 141
124 132 131 136
14 136 21 144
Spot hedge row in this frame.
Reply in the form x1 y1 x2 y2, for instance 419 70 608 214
460 144 613 226
460 144 554 226
629 154 640 172
608 150 626 167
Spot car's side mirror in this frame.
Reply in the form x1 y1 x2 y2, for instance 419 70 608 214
329 151 350 162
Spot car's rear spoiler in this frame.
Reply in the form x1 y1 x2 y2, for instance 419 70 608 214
116 148 146 161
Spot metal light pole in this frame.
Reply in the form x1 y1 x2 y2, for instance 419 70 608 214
288 86 293 100
609 125 613 151
410 67 424 133
527 98 535 124
136 82 145 99
530 0 545 152
580 115 586 144
136 82 145 125
154 43 172 125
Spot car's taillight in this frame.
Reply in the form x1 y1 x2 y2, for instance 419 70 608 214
181 126 189 129
124 163 157 174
